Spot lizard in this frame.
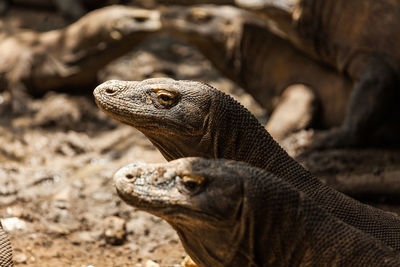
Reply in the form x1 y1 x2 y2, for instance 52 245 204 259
0 5 161 111
113 157 400 266
160 5 352 140
235 0 400 148
94 78 400 250
0 222 12 267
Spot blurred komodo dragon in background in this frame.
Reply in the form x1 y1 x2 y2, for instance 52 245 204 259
114 158 400 266
0 223 12 267
94 78 400 250
0 5 161 111
161 5 352 140
236 0 400 148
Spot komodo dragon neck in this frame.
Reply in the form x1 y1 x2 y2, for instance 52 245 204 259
94 78 400 251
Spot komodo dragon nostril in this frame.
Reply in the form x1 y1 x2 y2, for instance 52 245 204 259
126 174 134 179
134 16 148 23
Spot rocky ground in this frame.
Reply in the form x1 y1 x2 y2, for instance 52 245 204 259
1 5 400 267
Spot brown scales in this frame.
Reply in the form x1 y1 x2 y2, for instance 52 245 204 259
0 223 12 267
94 78 400 251
113 158 400 266
160 5 352 140
236 0 400 148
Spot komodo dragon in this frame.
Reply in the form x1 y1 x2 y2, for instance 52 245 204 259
161 5 352 139
235 0 400 148
94 78 400 250
113 158 400 266
0 223 12 266
0 5 160 110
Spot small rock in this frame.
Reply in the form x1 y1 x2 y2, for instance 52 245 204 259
145 260 160 267
71 231 100 244
103 216 126 245
181 255 197 267
1 217 27 232
14 252 28 264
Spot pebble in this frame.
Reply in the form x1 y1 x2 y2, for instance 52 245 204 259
103 216 126 245
181 255 197 267
1 217 27 232
14 252 28 264
145 260 160 267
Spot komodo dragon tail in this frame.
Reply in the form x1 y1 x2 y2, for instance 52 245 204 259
0 223 12 267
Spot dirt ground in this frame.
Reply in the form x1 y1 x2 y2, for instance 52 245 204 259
1 5 400 267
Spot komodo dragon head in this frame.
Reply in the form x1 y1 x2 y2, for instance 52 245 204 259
160 5 267 80
113 157 256 266
94 78 268 162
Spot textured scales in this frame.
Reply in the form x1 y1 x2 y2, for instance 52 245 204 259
94 78 400 250
161 5 352 130
113 158 400 266
0 5 161 96
236 0 400 148
0 223 12 267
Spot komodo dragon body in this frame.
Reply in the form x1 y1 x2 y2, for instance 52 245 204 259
114 158 400 266
94 78 400 250
0 222 12 266
0 5 160 109
161 5 352 134
236 0 400 148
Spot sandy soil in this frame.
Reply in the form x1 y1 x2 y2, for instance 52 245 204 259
1 5 400 267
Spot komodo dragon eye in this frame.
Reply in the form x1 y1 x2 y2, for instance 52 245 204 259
182 175 205 192
154 89 179 107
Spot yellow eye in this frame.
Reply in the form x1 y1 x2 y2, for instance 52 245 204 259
182 175 204 191
154 89 178 107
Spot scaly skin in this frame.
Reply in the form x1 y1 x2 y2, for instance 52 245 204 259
114 158 400 266
236 0 400 148
161 5 352 130
0 5 161 109
0 222 12 267
94 78 400 250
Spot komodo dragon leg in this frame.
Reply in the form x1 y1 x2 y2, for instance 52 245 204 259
312 57 399 149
